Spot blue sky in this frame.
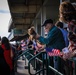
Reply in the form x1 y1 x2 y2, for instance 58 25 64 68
0 0 11 38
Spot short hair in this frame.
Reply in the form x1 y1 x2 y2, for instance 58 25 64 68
59 1 76 23
55 21 63 28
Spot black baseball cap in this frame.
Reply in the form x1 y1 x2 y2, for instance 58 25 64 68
42 19 53 27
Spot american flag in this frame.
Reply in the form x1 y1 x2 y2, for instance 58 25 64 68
46 47 61 56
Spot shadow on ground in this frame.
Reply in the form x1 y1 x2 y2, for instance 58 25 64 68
15 72 28 75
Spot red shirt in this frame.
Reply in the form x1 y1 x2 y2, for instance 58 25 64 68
1 44 13 70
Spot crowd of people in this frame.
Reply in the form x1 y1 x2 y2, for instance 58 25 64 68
0 1 76 75
27 1 76 75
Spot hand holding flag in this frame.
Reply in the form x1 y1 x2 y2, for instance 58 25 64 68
46 47 61 56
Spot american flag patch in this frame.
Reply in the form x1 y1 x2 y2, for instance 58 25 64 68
46 48 60 56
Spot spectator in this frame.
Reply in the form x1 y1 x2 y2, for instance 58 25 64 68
1 36 14 75
55 21 69 47
20 39 26 60
63 32 76 59
0 45 11 75
0 36 10 75
28 19 65 74
61 32 76 75
59 1 76 58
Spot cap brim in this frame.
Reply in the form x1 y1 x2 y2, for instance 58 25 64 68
42 23 46 27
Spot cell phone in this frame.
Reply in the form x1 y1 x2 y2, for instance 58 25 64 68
62 47 69 53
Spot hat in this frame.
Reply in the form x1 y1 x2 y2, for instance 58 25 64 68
42 19 53 27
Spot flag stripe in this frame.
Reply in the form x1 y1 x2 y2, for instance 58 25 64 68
46 48 60 56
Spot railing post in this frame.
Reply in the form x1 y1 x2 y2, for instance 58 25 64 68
74 61 76 75
42 52 45 75
46 53 49 75
69 58 76 75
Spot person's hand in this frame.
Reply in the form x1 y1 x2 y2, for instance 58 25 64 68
28 26 36 35
63 53 69 60
68 50 76 58
59 51 69 60
62 51 74 60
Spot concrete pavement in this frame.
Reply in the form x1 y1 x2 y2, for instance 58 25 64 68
15 57 35 75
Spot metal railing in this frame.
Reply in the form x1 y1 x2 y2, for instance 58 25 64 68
14 48 76 75
28 51 64 75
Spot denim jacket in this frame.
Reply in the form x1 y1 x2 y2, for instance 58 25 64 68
38 26 65 51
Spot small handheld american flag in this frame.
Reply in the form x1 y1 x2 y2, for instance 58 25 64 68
46 47 61 56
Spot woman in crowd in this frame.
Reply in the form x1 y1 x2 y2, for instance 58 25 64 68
0 36 10 75
59 1 76 33
59 1 76 58
59 1 76 75
1 37 14 75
